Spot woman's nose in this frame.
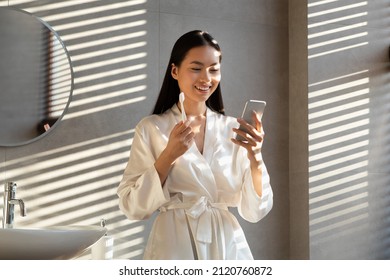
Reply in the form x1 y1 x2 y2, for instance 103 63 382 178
199 70 211 82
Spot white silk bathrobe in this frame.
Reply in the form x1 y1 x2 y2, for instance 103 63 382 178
117 104 273 260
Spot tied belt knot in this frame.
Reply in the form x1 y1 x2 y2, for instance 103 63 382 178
159 196 229 243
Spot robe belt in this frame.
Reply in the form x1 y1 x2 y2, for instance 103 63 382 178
159 196 229 244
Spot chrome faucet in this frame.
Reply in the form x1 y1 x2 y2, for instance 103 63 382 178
2 182 26 228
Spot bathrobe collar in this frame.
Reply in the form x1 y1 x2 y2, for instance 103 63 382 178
170 103 219 199
170 103 218 163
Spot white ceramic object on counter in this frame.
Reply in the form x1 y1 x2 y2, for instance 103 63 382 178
0 225 107 260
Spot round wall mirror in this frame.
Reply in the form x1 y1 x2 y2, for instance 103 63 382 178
0 7 74 147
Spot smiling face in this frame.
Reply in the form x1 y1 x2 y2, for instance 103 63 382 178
171 45 221 110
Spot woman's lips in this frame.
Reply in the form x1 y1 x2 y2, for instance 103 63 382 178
195 85 211 93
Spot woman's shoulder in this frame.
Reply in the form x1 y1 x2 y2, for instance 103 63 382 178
136 110 173 133
137 114 161 126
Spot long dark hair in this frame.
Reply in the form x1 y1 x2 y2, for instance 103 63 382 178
152 30 225 115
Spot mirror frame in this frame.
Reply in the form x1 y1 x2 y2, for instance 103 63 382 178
0 7 74 147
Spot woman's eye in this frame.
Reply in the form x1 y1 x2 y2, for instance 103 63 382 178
191 68 201 71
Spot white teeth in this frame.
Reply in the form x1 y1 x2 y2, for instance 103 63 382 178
195 86 210 91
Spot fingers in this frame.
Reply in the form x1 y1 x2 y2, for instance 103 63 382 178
183 131 195 147
173 120 191 135
231 135 262 151
251 111 262 132
233 116 264 145
232 113 265 167
232 128 258 146
172 120 195 147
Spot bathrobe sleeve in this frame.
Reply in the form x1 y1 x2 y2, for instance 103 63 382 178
117 120 170 221
235 144 273 223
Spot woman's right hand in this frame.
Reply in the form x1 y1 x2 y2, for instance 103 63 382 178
165 120 195 161
154 120 194 184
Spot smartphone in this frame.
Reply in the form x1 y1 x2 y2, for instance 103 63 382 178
235 100 266 141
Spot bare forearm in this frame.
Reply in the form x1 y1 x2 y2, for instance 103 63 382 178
250 164 263 197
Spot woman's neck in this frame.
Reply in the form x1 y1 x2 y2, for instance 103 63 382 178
179 100 206 117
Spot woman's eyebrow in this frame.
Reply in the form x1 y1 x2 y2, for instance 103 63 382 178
189 61 204 65
189 61 220 66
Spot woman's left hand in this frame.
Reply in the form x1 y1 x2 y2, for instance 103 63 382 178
231 111 264 169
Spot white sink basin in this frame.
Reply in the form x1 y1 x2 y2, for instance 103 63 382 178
0 226 107 260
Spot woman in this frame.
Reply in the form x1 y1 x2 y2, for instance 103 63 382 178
117 30 273 260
